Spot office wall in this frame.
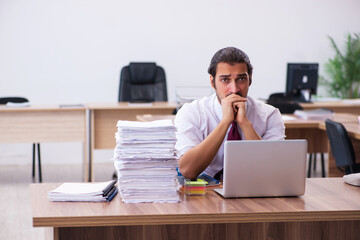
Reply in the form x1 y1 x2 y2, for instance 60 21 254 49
0 0 359 166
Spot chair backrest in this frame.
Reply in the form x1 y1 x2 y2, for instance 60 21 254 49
325 119 356 174
0 97 29 104
268 92 306 103
118 62 168 102
267 102 303 114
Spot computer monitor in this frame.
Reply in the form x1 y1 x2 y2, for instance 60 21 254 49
286 63 319 102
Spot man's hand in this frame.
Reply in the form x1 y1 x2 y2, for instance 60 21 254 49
234 101 250 127
231 96 261 141
221 93 247 124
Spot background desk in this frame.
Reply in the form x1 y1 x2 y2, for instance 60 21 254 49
0 105 89 181
31 178 360 240
87 102 176 181
300 101 360 114
284 113 360 177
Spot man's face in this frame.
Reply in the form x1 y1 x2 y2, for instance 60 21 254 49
210 62 251 103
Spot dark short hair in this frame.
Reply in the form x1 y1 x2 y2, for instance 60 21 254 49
208 47 253 78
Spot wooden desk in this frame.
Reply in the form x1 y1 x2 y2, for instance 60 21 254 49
0 105 89 181
300 101 360 114
31 178 360 240
87 102 176 181
282 115 334 154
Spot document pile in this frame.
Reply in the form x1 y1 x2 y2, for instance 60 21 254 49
114 119 180 203
48 180 118 202
294 108 334 120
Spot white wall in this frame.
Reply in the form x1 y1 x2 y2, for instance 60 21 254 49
1 0 359 165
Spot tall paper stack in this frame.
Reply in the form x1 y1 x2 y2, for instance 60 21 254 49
113 119 180 203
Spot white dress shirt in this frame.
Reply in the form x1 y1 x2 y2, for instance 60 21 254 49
174 93 285 177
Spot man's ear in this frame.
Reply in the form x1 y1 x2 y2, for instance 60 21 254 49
249 74 252 86
210 76 215 89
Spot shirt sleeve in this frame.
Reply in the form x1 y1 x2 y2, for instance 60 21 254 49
174 103 205 157
262 108 286 140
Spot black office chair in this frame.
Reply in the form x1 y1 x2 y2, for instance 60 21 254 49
325 119 360 174
0 97 42 182
267 95 325 177
0 97 29 104
267 92 304 114
113 62 169 179
267 101 303 114
268 92 306 103
118 62 168 102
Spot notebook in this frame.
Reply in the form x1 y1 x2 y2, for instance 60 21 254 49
214 140 307 198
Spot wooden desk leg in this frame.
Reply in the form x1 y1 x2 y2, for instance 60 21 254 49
90 109 95 182
82 110 91 182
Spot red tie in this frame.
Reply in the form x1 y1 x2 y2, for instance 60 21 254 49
227 121 241 140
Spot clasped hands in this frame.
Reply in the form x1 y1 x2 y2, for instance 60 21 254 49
221 93 249 127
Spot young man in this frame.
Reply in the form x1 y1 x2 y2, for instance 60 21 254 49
174 47 285 180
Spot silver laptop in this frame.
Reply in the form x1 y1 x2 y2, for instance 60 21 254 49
214 140 307 198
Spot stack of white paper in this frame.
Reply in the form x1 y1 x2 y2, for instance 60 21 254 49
294 108 334 120
48 180 118 202
113 119 180 203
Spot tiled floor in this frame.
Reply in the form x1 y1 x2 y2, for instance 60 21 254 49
0 162 115 240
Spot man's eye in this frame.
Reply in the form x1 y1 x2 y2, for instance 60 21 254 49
221 78 228 82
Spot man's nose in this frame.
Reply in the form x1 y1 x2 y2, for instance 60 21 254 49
229 80 239 93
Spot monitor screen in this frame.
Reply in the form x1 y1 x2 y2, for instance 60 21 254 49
286 63 319 98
